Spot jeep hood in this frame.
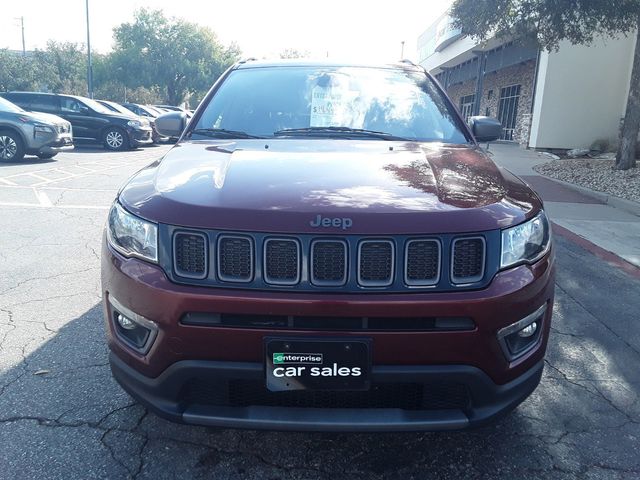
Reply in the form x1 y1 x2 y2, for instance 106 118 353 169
119 140 541 235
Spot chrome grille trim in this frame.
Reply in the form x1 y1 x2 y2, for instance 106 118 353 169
172 231 208 280
217 235 254 283
357 240 395 287
451 236 486 285
404 239 441 287
263 238 301 286
310 239 348 286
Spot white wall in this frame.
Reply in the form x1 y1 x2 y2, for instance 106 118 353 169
529 34 636 149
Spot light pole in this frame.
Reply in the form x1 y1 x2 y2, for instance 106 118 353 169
85 0 94 98
400 40 405 59
14 17 25 56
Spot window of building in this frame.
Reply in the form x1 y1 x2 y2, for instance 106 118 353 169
487 89 493 100
459 94 475 121
497 84 521 141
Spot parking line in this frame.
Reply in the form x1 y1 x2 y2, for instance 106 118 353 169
33 188 54 207
0 201 109 210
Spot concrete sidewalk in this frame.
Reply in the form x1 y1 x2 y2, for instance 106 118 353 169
488 143 640 269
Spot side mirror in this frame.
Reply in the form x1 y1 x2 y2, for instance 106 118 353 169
155 111 187 138
468 116 502 143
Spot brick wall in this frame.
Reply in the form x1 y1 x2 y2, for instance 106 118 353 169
443 60 537 145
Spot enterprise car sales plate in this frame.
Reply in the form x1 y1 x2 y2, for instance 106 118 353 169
265 338 371 392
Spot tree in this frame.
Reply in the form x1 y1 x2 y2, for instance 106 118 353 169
0 50 40 92
34 41 87 95
279 48 309 59
449 0 640 170
109 9 240 105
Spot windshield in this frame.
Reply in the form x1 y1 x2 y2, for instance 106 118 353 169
80 97 115 114
194 66 470 143
102 101 135 117
0 97 25 113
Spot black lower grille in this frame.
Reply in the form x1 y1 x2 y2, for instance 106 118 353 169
181 379 470 411
218 236 253 281
311 240 347 285
359 241 393 286
264 239 299 284
174 232 207 278
452 237 485 283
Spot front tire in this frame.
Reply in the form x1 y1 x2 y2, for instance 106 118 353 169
0 130 25 162
103 127 129 151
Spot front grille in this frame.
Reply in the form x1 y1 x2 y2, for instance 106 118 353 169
173 232 207 279
452 237 485 283
181 379 470 411
405 239 440 286
264 238 300 285
358 240 394 286
218 236 253 282
311 240 347 286
169 229 490 292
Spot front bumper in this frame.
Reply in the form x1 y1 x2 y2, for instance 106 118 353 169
110 351 544 432
27 134 74 155
127 127 153 146
102 238 555 431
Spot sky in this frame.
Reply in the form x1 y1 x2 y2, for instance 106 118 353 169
0 0 452 62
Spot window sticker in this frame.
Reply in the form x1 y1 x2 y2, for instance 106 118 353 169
309 74 361 128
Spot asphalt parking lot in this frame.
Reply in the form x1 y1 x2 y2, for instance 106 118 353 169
1 146 640 480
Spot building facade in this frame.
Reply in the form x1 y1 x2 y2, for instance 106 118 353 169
418 13 637 150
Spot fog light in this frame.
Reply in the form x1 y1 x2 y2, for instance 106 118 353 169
517 321 538 338
117 313 136 330
497 304 546 361
109 296 158 354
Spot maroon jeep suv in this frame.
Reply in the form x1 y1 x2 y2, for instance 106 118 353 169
102 60 554 432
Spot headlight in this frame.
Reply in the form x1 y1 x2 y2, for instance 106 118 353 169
107 202 158 262
34 124 54 134
500 212 551 269
127 120 142 128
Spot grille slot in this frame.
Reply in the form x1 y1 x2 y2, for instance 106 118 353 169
405 239 441 286
181 379 470 411
451 237 486 284
358 240 394 287
181 312 475 331
218 235 253 282
310 240 348 286
173 232 207 279
263 238 300 285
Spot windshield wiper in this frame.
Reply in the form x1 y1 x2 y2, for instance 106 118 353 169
189 128 264 139
272 126 409 141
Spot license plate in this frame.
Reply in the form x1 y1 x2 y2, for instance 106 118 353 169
265 338 371 392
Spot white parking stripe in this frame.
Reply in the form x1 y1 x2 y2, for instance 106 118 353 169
33 189 54 207
0 201 109 210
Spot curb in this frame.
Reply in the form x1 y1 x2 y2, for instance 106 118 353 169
551 222 640 279
535 172 640 217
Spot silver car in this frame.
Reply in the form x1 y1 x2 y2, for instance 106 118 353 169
0 96 73 162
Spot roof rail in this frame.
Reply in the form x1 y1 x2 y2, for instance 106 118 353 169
399 59 417 66
238 57 258 64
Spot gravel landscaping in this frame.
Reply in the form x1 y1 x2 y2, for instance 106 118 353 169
533 157 640 203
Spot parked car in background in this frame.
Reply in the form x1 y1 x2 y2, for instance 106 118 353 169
153 105 184 112
0 92 152 151
0 96 73 162
119 103 168 143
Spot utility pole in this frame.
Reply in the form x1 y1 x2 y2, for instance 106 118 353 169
14 17 25 56
20 17 25 56
400 41 405 59
85 0 94 98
